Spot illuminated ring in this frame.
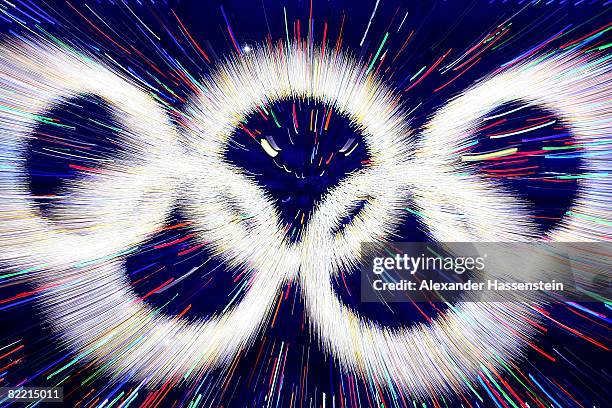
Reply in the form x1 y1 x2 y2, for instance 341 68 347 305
415 49 611 241
179 41 413 383
183 40 534 399
293 58 536 396
0 41 178 264
299 169 539 397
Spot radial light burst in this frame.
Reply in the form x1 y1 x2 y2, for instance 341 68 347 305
0 2 609 407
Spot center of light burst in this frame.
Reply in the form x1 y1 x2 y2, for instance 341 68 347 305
225 99 370 242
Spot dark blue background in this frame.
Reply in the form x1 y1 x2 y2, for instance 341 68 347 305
0 1 609 407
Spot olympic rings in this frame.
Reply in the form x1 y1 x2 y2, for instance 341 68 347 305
0 38 609 400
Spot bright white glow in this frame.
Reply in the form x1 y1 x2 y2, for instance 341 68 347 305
182 40 537 400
